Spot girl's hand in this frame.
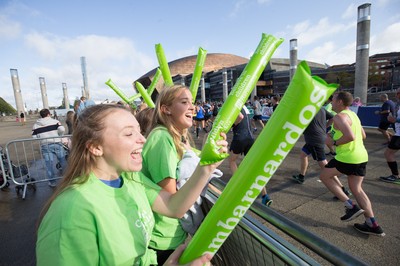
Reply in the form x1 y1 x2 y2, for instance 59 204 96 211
164 244 211 266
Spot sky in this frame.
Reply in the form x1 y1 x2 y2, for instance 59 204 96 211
1 0 399 110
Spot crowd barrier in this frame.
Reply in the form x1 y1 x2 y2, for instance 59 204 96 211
0 146 10 189
350 106 381 128
1 136 71 199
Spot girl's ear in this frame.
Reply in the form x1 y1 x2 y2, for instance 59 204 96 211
87 142 103 157
161 105 171 115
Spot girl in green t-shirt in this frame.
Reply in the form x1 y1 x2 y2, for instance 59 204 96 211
141 85 210 264
36 104 228 265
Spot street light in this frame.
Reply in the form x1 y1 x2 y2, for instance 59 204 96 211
390 59 396 91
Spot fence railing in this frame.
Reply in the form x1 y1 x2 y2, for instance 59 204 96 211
1 136 70 199
207 178 368 266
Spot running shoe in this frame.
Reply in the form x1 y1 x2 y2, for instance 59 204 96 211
354 222 385 237
261 194 273 206
379 175 400 183
292 174 304 184
340 205 364 221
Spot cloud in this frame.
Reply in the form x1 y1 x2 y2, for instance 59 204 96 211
342 3 357 20
376 0 391 8
229 0 246 17
0 15 21 41
305 41 356 65
370 22 400 54
290 17 354 46
256 0 271 4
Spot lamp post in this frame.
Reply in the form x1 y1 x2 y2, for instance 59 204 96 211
354 3 371 105
289 39 298 81
390 60 396 91
39 77 49 109
10 69 25 116
62 83 70 110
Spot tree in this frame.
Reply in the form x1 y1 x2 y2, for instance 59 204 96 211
0 97 17 115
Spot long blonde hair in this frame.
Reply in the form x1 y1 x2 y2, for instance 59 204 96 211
150 85 194 159
38 104 130 225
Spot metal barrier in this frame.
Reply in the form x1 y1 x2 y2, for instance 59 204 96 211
0 146 11 189
207 178 368 266
204 186 319 266
4 136 70 199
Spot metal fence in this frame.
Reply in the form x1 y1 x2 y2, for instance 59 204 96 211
1 136 70 199
207 178 368 266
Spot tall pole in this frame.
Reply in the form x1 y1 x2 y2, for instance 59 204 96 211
222 69 228 101
354 3 371 105
39 77 49 109
200 76 206 103
10 69 25 115
289 39 298 81
80 56 89 99
62 83 70 110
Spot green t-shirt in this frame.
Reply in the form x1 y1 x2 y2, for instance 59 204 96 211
141 126 187 250
36 172 160 266
333 109 368 164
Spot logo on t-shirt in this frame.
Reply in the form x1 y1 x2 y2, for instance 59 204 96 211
135 210 154 244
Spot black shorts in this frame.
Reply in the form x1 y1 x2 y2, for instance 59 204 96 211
388 135 400 150
230 138 254 155
325 158 367 176
379 120 394 131
253 115 263 121
302 144 326 161
194 117 204 121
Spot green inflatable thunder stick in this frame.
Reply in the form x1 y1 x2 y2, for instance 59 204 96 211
179 61 338 264
155 43 174 86
189 47 207 102
199 33 283 165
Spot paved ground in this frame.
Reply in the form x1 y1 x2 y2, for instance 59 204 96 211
0 117 399 265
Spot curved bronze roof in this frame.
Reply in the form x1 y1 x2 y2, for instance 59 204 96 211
135 53 249 90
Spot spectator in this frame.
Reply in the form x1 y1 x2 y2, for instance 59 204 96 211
20 112 25 126
36 104 224 265
140 85 227 265
77 96 96 116
352 97 363 107
65 111 75 134
32 109 67 187
135 107 154 136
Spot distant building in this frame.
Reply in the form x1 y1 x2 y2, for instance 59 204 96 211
135 52 400 102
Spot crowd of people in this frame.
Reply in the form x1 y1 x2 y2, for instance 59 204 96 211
32 87 400 264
